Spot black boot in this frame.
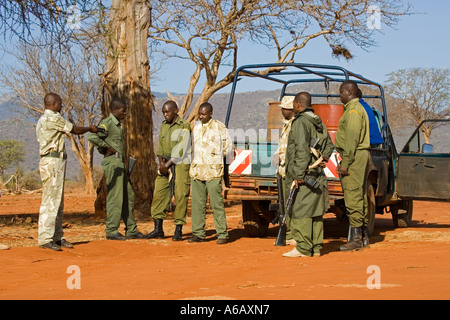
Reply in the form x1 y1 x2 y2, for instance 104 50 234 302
340 227 363 252
172 224 183 241
362 226 370 248
147 219 164 239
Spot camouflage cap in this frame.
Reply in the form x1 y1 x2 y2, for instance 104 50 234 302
279 96 294 109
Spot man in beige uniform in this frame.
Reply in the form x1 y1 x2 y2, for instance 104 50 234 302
36 93 98 251
189 102 232 244
272 96 296 245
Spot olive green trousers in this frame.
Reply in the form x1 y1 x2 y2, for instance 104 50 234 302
151 164 190 225
102 156 138 237
341 149 369 228
280 176 293 240
290 216 324 256
190 178 228 240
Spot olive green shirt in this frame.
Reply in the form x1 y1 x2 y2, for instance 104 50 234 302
335 98 370 169
36 109 74 156
157 115 191 162
87 113 124 154
285 109 334 218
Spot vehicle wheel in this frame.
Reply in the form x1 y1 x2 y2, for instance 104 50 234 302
242 200 270 237
365 184 376 236
392 200 413 228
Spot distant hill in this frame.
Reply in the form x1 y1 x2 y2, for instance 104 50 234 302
0 99 21 120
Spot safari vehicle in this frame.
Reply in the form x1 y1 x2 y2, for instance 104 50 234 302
223 63 450 237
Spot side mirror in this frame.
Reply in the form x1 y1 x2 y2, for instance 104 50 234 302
422 143 434 153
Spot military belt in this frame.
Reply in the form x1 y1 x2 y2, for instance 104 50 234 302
41 151 67 160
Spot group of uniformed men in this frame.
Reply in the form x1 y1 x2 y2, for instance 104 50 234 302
35 79 378 256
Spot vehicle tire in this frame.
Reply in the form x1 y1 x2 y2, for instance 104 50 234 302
392 200 413 228
242 200 270 237
365 184 376 236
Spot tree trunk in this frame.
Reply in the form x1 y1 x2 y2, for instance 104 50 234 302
185 87 218 124
421 126 432 145
68 136 96 195
95 0 156 218
80 161 95 195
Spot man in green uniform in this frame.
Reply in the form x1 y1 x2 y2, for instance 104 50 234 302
37 93 99 251
188 102 232 244
283 92 334 257
272 96 296 245
335 80 371 251
148 100 191 241
88 98 147 240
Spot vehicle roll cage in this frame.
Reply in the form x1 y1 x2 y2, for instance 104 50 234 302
225 62 391 150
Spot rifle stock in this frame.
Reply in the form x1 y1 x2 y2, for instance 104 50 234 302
128 157 137 175
161 156 176 212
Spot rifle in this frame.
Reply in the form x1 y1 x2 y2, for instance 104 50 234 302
272 174 286 246
274 181 298 246
160 156 176 212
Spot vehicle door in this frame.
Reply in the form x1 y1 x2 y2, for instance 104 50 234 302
397 119 450 201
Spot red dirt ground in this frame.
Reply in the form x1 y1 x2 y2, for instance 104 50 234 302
0 191 449 300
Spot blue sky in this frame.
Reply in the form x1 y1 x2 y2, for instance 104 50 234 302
151 0 450 94
0 1 448 96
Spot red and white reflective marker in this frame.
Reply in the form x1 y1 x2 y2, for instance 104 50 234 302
229 150 252 175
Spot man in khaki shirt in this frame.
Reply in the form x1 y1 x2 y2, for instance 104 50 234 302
189 102 232 244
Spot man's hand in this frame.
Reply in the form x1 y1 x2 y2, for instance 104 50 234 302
89 125 99 133
294 179 304 188
337 164 349 176
159 163 169 176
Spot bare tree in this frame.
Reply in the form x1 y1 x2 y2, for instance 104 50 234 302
0 0 156 216
386 68 450 143
149 0 412 123
0 42 104 194
0 0 107 46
